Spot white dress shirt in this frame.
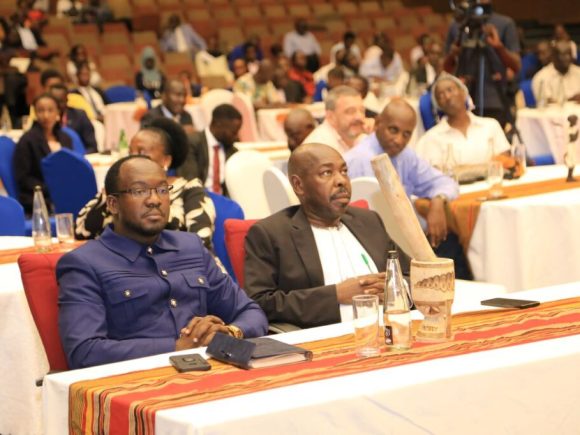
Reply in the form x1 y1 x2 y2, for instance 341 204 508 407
532 63 580 104
283 31 322 57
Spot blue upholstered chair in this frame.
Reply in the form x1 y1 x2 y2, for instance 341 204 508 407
41 148 98 218
419 91 437 131
0 135 19 199
105 85 137 103
61 126 86 156
0 195 26 236
206 190 244 281
519 80 537 108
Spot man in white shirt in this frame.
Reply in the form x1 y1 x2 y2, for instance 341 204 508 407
283 18 321 73
532 40 580 104
330 31 362 63
415 74 511 173
359 43 408 98
160 14 206 58
303 85 367 154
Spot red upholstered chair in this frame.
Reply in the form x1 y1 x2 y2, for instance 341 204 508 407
224 201 368 288
18 253 69 374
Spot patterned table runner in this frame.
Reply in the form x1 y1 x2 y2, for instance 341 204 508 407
0 241 84 265
69 297 580 435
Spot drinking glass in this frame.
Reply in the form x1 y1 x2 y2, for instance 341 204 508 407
486 161 504 199
352 294 381 358
55 213 75 245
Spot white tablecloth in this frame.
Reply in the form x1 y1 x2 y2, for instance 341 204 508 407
516 103 580 162
463 165 580 291
43 282 580 435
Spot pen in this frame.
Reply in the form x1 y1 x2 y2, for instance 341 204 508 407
361 253 373 273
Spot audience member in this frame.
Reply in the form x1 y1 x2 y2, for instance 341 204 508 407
244 143 407 328
330 31 362 64
409 33 432 68
229 34 264 66
283 108 317 152
342 50 361 77
415 74 510 170
521 40 552 81
76 118 215 247
272 67 307 104
233 60 284 109
195 35 234 86
177 104 242 195
49 83 98 153
532 40 580 104
552 24 577 60
304 85 366 154
241 42 260 75
71 62 108 122
140 79 195 134
66 44 102 86
283 18 321 73
347 75 378 118
407 41 444 97
313 66 345 103
231 58 248 80
444 0 521 126
160 13 206 58
13 93 73 213
344 100 471 279
58 155 268 369
288 51 315 98
135 46 165 99
313 48 345 84
360 43 408 98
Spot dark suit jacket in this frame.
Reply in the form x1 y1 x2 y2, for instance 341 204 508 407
176 130 237 196
65 107 97 154
140 105 194 129
244 205 409 328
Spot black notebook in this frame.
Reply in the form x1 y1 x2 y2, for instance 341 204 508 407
207 332 313 370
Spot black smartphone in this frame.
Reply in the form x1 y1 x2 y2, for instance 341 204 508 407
169 354 211 372
481 298 540 309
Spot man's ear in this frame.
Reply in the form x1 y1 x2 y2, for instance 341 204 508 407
289 174 304 197
326 110 336 128
106 195 119 215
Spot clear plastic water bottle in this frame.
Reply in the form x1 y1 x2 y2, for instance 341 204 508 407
118 128 129 157
383 250 412 350
32 185 52 252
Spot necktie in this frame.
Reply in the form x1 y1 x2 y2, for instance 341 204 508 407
212 144 221 194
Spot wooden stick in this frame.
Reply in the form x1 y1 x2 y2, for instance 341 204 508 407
371 153 437 261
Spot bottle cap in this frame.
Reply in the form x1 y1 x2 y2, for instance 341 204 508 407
387 250 399 259
34 185 42 191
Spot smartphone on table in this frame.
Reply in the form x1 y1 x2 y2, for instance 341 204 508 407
170 354 211 372
481 298 540 309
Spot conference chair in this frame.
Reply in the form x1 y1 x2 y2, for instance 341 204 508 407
0 196 26 236
206 190 244 280
91 119 106 153
225 150 272 219
18 252 70 382
199 88 234 125
519 79 537 108
62 126 87 155
263 166 299 214
232 92 260 141
0 135 19 199
419 91 437 131
105 85 139 104
41 148 98 218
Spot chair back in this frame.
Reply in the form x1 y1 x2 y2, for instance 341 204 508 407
225 150 273 219
0 135 19 198
62 126 86 155
263 166 299 214
419 91 436 131
105 85 137 104
18 252 69 371
519 79 537 108
0 195 26 235
232 92 259 141
41 148 98 218
206 190 244 279
224 218 258 288
91 119 106 153
199 88 234 125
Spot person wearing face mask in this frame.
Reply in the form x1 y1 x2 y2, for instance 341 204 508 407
244 143 408 328
344 99 472 279
75 118 215 249
13 93 73 213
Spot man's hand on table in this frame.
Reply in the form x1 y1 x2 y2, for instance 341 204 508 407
176 315 230 350
427 196 448 248
336 272 386 304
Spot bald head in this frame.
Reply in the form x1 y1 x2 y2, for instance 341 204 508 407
284 109 316 151
375 99 416 158
288 143 351 227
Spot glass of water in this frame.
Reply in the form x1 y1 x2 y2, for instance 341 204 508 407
352 294 381 358
486 161 504 199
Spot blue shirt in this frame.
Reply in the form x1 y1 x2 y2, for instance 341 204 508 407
57 226 268 369
344 133 459 200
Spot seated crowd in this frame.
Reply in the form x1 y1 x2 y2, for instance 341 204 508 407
2 1 580 370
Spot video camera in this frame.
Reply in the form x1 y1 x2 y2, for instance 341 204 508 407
449 0 492 30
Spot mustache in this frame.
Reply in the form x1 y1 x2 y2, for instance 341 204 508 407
330 186 351 200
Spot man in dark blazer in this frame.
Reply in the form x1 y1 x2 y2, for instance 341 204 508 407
140 79 196 134
50 84 98 154
176 104 242 196
244 143 409 328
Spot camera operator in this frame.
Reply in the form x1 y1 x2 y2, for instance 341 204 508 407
443 0 521 128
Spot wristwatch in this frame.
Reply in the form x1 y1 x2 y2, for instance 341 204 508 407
226 324 244 339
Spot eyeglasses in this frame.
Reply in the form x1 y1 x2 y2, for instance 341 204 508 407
111 185 173 199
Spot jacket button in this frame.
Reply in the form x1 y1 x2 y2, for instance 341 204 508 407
123 289 132 297
147 247 153 255
161 269 168 277
197 277 205 284
170 298 177 307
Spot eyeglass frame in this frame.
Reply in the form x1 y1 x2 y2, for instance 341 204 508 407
109 184 174 199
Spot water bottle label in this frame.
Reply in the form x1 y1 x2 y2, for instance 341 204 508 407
384 325 393 345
